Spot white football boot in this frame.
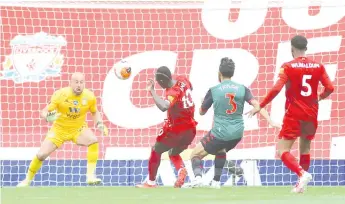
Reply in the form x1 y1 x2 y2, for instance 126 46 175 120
182 176 203 188
17 179 31 187
208 180 221 189
87 175 102 185
291 171 312 193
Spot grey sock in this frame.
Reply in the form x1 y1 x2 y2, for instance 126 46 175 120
191 156 202 177
213 153 226 181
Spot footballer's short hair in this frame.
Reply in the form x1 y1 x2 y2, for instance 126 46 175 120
291 35 308 50
156 66 172 79
219 57 235 78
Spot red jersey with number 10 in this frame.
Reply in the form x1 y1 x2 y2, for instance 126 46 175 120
260 57 334 121
165 76 196 127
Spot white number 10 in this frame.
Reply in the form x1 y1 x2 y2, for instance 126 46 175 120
301 75 312 96
182 89 194 108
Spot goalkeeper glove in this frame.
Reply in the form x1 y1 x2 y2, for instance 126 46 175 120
46 111 61 122
96 121 108 136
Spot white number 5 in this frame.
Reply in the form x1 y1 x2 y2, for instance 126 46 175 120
301 75 312 96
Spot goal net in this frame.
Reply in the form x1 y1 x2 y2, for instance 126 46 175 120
1 0 344 187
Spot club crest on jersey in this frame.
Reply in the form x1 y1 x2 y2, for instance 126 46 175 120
0 32 66 83
82 98 88 105
73 100 79 105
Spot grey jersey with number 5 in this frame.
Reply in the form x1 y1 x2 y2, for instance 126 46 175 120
201 80 254 141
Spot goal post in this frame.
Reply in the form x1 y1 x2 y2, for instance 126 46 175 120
1 0 345 187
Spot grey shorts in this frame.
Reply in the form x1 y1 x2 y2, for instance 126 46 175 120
200 131 242 155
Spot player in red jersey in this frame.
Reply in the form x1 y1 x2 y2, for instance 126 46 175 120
247 35 334 193
136 66 197 188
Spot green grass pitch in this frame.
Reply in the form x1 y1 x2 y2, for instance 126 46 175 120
1 186 345 204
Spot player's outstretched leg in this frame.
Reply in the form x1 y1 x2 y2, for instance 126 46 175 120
17 140 58 187
277 139 312 193
169 148 187 188
183 143 208 188
136 142 170 188
190 155 203 187
76 128 101 185
210 151 227 189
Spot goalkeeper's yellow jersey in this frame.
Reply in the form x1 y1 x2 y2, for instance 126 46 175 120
47 87 97 128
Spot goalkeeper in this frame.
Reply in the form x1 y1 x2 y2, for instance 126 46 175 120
17 72 108 187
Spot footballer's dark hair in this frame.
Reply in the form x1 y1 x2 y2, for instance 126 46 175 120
156 66 172 79
291 35 308 50
219 57 235 78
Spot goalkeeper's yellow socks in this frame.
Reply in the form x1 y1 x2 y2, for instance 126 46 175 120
27 156 43 181
87 142 99 177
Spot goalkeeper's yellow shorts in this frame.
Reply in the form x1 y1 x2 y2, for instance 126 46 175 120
45 123 87 148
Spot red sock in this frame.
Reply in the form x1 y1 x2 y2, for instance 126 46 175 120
300 154 310 171
281 152 303 177
148 149 161 181
169 155 184 171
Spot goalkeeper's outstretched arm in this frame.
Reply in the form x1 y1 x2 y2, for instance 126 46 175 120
91 110 108 136
40 89 61 121
40 104 60 122
40 105 49 120
91 110 102 125
89 95 108 136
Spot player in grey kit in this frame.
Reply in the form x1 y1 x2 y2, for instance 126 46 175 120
184 57 280 188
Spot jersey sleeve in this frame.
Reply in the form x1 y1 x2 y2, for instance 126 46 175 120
260 64 289 108
47 90 62 111
319 65 335 100
89 94 98 113
244 86 254 104
201 89 213 112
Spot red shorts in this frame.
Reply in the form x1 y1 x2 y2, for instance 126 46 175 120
156 124 196 149
279 116 318 140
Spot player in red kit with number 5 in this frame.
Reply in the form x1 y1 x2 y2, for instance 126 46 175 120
247 35 334 193
136 66 197 188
